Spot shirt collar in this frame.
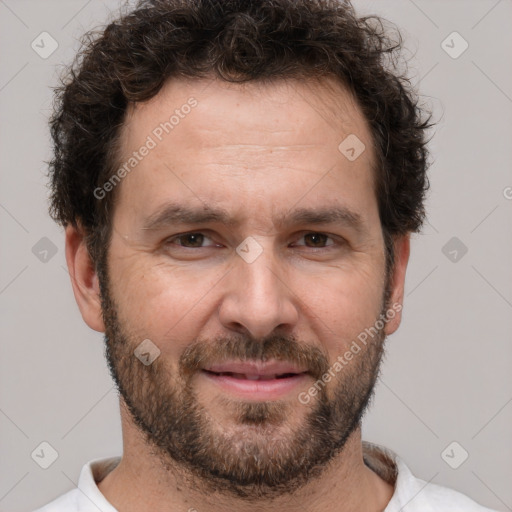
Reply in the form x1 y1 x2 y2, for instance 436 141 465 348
76 456 120 512
78 443 416 511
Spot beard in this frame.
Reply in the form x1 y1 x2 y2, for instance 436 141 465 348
99 266 391 500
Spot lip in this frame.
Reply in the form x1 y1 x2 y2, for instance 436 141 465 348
204 360 308 376
200 360 310 400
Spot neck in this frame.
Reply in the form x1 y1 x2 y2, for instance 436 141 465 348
97 404 394 512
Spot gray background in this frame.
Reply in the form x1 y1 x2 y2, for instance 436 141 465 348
1 0 511 511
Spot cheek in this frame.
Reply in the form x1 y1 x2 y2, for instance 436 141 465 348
109 238 386 361
110 261 226 354
293 262 385 353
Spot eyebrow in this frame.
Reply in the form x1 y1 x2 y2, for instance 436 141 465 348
141 203 367 235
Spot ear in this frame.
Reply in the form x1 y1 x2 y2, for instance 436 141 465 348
65 225 105 332
384 234 410 336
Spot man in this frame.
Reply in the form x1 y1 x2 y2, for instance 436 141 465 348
35 0 497 511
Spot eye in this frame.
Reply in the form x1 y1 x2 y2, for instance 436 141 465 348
164 231 344 252
166 232 218 248
293 232 339 249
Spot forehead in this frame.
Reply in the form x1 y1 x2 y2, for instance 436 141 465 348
113 75 377 232
120 75 372 155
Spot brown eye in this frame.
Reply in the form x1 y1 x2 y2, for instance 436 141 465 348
303 233 331 248
178 233 205 247
168 232 215 248
294 232 336 249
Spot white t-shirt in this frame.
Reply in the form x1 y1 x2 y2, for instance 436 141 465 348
33 442 498 511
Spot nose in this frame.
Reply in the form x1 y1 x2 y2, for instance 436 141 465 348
218 241 299 340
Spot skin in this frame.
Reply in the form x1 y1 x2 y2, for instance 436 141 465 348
66 76 410 512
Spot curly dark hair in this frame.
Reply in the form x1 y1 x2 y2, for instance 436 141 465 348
48 0 432 276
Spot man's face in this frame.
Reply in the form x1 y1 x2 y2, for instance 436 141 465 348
98 77 400 497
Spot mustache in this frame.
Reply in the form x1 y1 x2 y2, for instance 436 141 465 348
179 333 330 381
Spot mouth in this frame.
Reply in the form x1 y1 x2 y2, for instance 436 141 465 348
203 370 303 380
200 361 311 400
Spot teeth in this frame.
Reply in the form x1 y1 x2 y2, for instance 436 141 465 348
229 373 279 380
210 371 298 380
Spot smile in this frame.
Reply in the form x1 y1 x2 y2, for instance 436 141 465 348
200 361 311 400
203 371 301 380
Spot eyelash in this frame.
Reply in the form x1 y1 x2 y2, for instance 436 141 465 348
165 231 343 251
